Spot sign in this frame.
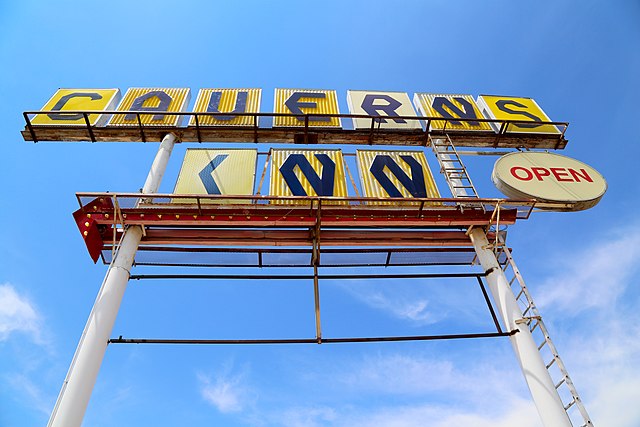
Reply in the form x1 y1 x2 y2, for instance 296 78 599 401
273 88 341 128
356 150 440 203
413 93 492 132
31 87 563 137
269 149 347 203
347 91 420 129
477 95 560 135
492 152 606 210
109 88 191 127
189 88 261 127
173 149 257 204
31 88 121 126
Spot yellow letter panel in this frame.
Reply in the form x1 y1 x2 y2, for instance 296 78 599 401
31 88 121 126
413 93 491 131
189 88 261 126
109 88 191 127
357 150 440 205
269 149 347 204
273 89 341 128
173 148 257 205
476 95 560 134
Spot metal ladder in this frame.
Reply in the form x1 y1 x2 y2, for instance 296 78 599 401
429 134 480 199
495 242 593 427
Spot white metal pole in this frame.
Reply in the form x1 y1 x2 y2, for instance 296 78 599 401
48 133 178 427
468 227 571 427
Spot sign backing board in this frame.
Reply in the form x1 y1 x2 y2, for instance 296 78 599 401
269 149 347 204
357 150 440 204
347 90 421 130
477 95 560 135
109 88 191 127
189 88 261 127
273 89 341 128
492 151 606 211
413 93 492 132
173 148 257 204
31 88 121 126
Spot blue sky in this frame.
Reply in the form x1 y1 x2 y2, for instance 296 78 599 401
1 1 639 426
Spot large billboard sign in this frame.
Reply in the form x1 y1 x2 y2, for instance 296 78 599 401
172 148 442 205
31 87 560 135
492 152 607 210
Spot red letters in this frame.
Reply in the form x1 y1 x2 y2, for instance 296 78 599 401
510 166 533 181
509 166 594 183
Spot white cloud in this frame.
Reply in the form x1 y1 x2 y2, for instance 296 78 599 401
6 373 52 415
334 280 443 325
198 366 251 414
339 398 541 427
536 226 640 314
0 283 43 343
528 223 640 426
279 406 337 427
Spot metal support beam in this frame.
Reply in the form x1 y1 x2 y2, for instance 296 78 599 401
468 227 571 427
47 133 178 427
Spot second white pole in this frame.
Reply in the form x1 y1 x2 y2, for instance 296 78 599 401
468 227 571 427
48 133 177 427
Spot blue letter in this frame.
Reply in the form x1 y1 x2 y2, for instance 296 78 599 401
126 90 172 121
361 94 405 124
207 91 248 121
279 154 335 196
47 92 103 120
284 92 330 122
369 155 427 198
432 97 481 126
198 154 229 194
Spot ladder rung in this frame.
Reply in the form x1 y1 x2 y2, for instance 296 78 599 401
564 397 576 410
537 339 547 350
530 320 540 333
546 358 556 369
555 376 567 389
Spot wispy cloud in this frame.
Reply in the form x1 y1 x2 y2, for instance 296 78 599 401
0 283 43 343
334 280 444 325
278 406 337 427
536 225 640 314
198 363 252 414
6 373 52 415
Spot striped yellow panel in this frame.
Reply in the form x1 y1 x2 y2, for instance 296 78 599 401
31 88 121 126
476 95 560 134
413 93 491 131
173 149 257 205
357 150 440 206
189 88 261 126
109 88 190 127
273 88 341 128
269 149 347 204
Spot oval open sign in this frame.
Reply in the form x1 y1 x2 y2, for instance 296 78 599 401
492 152 607 211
